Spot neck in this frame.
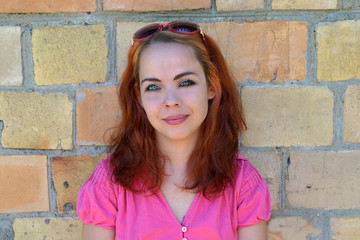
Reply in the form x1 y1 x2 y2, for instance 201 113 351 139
157 134 198 173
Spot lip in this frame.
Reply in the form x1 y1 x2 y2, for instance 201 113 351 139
163 114 188 125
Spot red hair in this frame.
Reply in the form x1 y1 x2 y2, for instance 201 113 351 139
109 29 246 197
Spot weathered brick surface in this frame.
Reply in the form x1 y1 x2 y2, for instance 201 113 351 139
51 155 104 213
317 20 360 81
268 217 321 239
0 92 72 149
287 151 360 209
272 0 337 9
0 26 22 86
76 87 120 145
344 85 360 143
0 156 49 213
104 0 211 11
116 22 153 78
202 21 307 82
32 24 107 85
0 0 95 13
13 218 81 240
216 0 264 11
242 152 281 210
331 218 360 240
241 87 333 147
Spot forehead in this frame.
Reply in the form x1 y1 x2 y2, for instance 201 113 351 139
138 42 201 75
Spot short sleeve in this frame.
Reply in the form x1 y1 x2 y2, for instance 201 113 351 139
77 158 118 230
236 160 271 229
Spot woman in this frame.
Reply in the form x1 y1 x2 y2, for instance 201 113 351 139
77 21 271 239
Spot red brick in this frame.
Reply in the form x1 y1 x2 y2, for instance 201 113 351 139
0 0 96 13
52 155 104 213
0 156 49 213
202 21 308 82
76 87 120 145
104 0 211 11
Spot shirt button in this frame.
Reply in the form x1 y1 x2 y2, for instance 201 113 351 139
182 226 187 232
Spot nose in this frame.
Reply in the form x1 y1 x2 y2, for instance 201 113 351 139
163 88 181 108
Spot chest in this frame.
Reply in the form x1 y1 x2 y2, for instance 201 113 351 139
116 187 238 240
160 183 197 224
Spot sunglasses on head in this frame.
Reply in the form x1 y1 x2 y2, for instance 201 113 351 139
132 21 206 46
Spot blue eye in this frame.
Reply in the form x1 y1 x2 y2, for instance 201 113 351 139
180 80 195 87
145 84 160 91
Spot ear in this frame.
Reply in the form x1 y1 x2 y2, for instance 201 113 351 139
208 87 216 100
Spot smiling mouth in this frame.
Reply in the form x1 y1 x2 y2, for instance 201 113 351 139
163 114 188 125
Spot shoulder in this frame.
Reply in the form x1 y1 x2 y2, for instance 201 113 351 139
88 155 114 185
233 153 267 201
79 155 119 203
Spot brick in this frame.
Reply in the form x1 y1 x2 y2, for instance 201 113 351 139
117 22 150 79
104 0 210 11
242 152 281 210
202 21 307 82
287 151 360 209
268 217 321 239
0 0 95 13
317 20 360 81
241 87 333 147
32 24 107 85
0 156 49 213
272 0 337 9
0 26 22 86
0 92 72 149
344 85 360 143
76 87 120 145
217 0 264 11
13 218 81 240
51 155 104 213
331 218 360 240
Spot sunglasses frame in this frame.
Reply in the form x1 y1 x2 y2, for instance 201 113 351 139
131 21 206 46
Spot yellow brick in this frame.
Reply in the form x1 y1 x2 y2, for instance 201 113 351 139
241 87 333 147
242 152 281 210
217 0 264 11
13 218 81 240
202 21 307 82
32 24 107 85
0 156 49 213
0 92 72 149
0 26 22 86
116 22 150 79
272 0 337 9
344 85 360 143
52 155 104 213
331 218 360 240
287 151 360 209
317 20 360 81
268 217 321 239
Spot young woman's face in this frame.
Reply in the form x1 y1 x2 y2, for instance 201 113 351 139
138 42 215 144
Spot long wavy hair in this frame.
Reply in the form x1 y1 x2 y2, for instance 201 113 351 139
109 28 246 197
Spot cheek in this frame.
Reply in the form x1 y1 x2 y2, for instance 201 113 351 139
140 96 160 116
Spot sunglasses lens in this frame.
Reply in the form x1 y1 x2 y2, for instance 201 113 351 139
170 22 199 33
134 24 161 40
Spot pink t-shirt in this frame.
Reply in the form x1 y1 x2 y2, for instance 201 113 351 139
77 154 271 239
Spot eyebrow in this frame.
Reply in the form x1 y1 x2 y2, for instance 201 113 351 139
140 71 198 85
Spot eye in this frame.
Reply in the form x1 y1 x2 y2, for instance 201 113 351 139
179 79 195 87
145 84 161 91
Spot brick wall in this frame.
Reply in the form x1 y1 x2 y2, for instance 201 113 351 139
0 0 359 239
